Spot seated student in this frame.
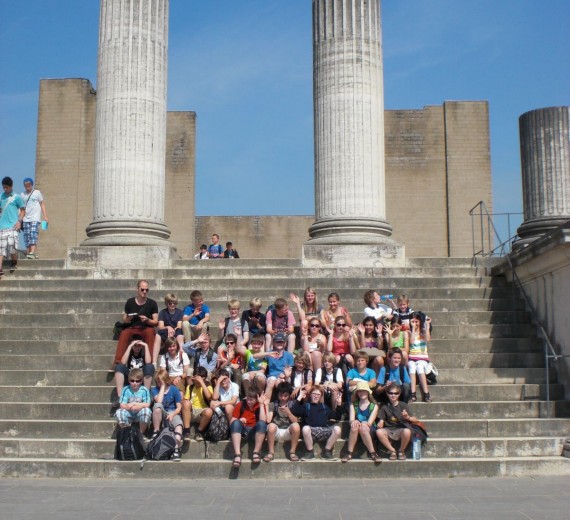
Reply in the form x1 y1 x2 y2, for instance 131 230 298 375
289 288 324 333
289 351 313 399
391 294 414 330
408 312 433 403
183 332 218 380
241 333 268 395
375 348 411 404
376 383 416 461
264 382 301 462
356 316 386 372
258 332 295 399
151 368 183 461
314 352 344 412
194 244 209 260
153 293 184 365
159 338 190 394
182 290 211 342
218 299 249 353
342 381 380 462
114 337 154 404
181 366 213 441
346 351 377 392
223 241 240 258
115 368 152 434
230 387 268 467
292 385 342 460
265 298 296 352
320 292 353 330
384 315 410 363
218 333 244 387
363 290 393 321
241 297 267 338
326 315 357 369
210 368 240 425
301 317 327 372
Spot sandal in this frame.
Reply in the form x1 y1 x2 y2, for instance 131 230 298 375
341 452 353 463
369 451 382 463
252 451 261 464
232 454 242 468
389 451 397 461
411 392 417 402
263 452 274 463
289 452 299 462
398 451 406 461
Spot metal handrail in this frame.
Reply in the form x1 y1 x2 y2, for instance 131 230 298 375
469 201 560 418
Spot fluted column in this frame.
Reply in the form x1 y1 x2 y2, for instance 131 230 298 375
84 0 171 245
308 0 393 244
517 106 570 247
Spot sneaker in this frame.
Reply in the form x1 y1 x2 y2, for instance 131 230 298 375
26 253 38 259
172 448 181 462
9 261 17 273
321 449 337 461
183 428 191 441
194 431 204 442
301 450 315 461
423 392 432 403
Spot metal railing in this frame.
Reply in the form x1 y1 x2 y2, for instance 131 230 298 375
469 201 560 418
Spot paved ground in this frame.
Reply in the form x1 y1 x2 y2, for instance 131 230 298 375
0 475 569 520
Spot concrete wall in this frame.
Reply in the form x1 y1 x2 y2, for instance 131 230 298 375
497 222 570 399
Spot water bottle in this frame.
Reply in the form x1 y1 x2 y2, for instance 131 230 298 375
215 407 223 417
412 435 422 460
381 294 394 301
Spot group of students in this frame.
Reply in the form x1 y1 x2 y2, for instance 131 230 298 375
114 286 433 464
194 233 239 259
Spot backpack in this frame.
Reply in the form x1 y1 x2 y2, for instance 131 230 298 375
382 365 406 386
193 347 215 368
164 352 184 373
146 426 177 460
223 317 247 337
319 367 340 385
203 411 230 442
114 425 145 461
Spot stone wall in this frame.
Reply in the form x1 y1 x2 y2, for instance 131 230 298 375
35 79 492 259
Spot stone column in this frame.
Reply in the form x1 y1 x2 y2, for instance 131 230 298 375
516 106 570 247
308 0 393 244
84 0 171 246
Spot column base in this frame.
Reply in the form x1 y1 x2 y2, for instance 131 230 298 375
67 245 179 269
308 218 393 244
302 242 405 268
515 217 570 251
84 219 172 246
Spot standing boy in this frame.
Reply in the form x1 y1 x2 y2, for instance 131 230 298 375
0 177 25 277
20 177 48 259
207 233 224 259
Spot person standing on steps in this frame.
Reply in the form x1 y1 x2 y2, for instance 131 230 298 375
0 177 25 278
20 177 48 259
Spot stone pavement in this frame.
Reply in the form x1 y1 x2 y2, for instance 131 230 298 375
0 476 569 520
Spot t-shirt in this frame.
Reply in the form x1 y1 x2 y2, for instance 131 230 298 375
124 297 158 327
377 365 411 385
314 367 344 385
182 303 210 325
241 309 266 334
160 351 190 377
225 317 249 343
120 385 151 405
207 243 223 259
364 305 392 320
409 335 429 361
379 402 411 429
0 192 24 230
218 381 240 403
244 350 267 373
346 367 376 383
267 351 294 378
20 189 44 222
266 309 296 332
158 308 184 329
125 349 146 370
184 384 213 410
232 400 259 427
151 385 182 413
268 401 295 429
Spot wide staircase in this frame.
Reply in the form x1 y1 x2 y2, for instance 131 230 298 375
0 257 569 479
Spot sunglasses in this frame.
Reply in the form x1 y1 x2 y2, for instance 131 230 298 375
387 392 400 395
226 341 236 345
336 323 346 327
309 324 320 328
139 288 149 292
129 379 142 384
167 301 177 305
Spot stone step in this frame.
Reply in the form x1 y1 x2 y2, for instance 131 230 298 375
1 259 65 270
0 436 564 460
0 323 538 341
0 383 563 402
0 310 532 327
0 286 517 301
0 337 542 356
3 417 568 440
0 298 527 314
0 368 553 386
0 456 568 479
2 400 568 421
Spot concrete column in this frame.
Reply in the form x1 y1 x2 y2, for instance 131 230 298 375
517 106 570 247
308 0 393 244
84 0 171 246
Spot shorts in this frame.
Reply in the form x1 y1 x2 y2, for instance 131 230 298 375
274 427 293 442
153 403 183 429
307 426 335 443
115 363 155 379
379 427 407 441
0 229 17 257
115 407 152 425
157 328 184 341
230 419 268 439
22 221 40 246
408 359 430 375
361 347 385 359
191 407 206 422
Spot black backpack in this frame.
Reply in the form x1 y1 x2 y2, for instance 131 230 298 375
146 426 177 460
114 425 145 461
203 411 230 442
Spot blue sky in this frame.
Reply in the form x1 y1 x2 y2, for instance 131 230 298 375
1 1 568 239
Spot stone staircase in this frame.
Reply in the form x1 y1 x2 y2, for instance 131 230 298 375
0 257 569 479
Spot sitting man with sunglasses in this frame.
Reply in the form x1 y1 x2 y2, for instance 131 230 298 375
115 368 152 434
111 279 159 371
